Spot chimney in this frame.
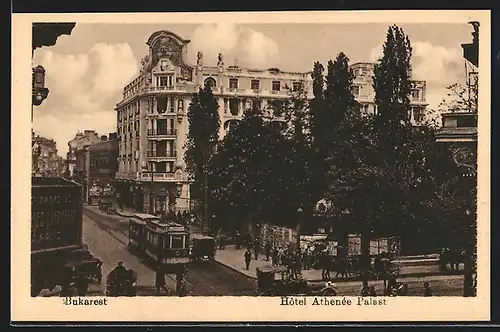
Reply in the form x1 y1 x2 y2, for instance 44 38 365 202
108 132 118 140
101 135 107 141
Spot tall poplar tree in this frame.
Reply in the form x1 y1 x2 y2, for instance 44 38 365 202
185 85 221 215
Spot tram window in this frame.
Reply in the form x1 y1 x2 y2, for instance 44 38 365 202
171 235 184 249
163 235 171 250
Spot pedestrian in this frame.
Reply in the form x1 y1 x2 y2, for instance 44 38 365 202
336 257 348 279
244 249 252 270
369 285 377 297
176 269 187 296
265 241 271 261
75 266 90 296
361 280 370 296
423 281 432 297
271 247 278 266
324 260 331 280
125 269 137 296
155 263 169 295
110 261 127 295
320 251 327 280
254 240 260 260
219 234 226 250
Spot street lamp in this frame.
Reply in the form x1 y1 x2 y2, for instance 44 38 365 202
296 207 303 251
463 208 476 297
141 160 155 215
168 181 183 214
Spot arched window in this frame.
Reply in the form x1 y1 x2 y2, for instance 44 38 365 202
229 98 239 116
204 77 217 89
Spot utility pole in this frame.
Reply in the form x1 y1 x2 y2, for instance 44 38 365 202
204 168 208 235
296 207 303 251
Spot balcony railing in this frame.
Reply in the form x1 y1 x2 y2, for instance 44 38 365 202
147 86 186 93
147 129 177 137
146 150 177 158
139 172 188 182
146 110 177 117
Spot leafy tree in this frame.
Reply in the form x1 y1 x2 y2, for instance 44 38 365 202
208 107 277 232
184 85 221 220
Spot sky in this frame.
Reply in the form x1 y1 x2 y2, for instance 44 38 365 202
31 22 473 156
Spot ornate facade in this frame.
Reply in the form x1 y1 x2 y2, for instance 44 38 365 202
32 132 64 177
115 30 428 215
350 62 428 124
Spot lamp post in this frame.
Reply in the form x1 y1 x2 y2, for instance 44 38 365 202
296 207 303 251
463 208 476 297
203 168 209 235
141 161 155 215
169 181 183 214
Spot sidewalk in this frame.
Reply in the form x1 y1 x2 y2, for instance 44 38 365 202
215 245 452 282
83 204 132 225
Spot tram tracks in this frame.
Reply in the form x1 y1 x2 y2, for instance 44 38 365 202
83 207 257 296
82 208 179 292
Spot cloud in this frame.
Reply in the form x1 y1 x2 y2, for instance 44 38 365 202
187 23 279 69
368 40 464 110
32 42 138 156
411 41 464 110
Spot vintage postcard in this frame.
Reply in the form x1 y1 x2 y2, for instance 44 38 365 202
12 10 491 322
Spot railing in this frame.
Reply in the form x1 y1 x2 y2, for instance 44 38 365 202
140 172 176 181
146 110 177 116
147 86 186 93
146 150 177 158
411 97 427 103
218 88 298 98
139 172 189 182
149 86 174 91
147 129 177 136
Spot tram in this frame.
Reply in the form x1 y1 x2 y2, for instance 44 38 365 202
128 213 190 271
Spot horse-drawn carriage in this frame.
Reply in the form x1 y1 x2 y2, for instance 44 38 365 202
105 266 137 297
256 265 339 296
98 199 116 214
338 254 400 280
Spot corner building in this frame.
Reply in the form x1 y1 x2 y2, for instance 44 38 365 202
115 30 427 215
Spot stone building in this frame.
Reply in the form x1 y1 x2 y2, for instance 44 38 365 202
114 29 428 215
32 132 63 177
349 62 428 124
68 130 102 179
74 133 118 204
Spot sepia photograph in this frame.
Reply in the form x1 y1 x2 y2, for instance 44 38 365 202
12 10 491 322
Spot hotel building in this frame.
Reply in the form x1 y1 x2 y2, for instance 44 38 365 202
114 30 428 215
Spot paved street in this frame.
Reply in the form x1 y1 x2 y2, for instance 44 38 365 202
82 207 257 296
81 206 464 297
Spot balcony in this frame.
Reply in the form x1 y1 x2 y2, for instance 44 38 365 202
411 97 427 105
146 150 177 159
147 86 187 93
139 172 188 182
217 88 297 99
147 129 177 138
145 110 177 117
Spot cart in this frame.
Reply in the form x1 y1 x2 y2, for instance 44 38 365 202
256 265 338 296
